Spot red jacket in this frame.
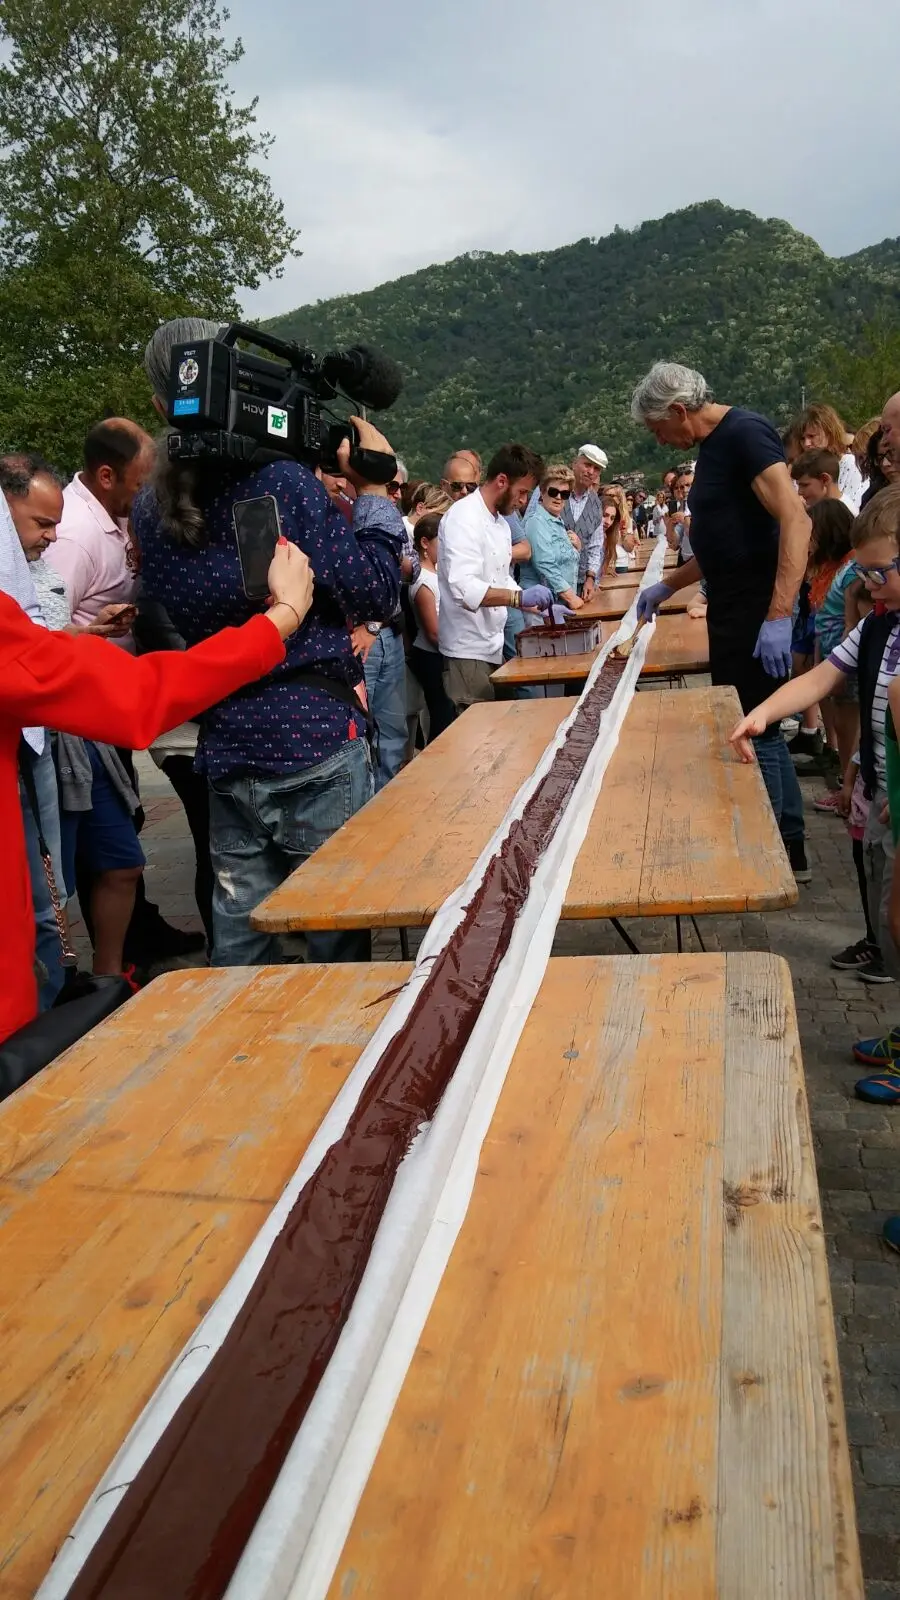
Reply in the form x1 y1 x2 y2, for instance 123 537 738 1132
0 597 285 1041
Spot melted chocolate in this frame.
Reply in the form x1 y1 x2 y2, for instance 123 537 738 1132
66 660 626 1600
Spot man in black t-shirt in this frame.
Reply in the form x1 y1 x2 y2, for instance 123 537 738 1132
631 361 814 881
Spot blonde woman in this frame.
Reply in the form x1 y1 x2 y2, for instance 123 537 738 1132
798 402 864 513
522 465 584 610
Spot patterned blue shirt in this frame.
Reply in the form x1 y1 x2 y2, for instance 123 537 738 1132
133 461 402 779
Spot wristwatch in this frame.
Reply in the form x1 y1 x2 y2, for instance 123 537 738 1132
365 621 383 636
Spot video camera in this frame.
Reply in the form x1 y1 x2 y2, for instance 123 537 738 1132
165 323 404 482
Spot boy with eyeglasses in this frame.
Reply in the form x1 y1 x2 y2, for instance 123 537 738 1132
730 488 900 1067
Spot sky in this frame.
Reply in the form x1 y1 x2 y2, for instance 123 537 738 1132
231 0 900 320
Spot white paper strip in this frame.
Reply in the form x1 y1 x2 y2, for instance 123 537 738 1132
38 543 665 1600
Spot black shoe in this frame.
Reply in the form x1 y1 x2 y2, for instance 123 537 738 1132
857 954 896 985
788 730 823 761
125 924 207 962
788 840 812 883
832 938 880 972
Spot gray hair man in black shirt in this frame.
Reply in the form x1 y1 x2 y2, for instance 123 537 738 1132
631 360 813 882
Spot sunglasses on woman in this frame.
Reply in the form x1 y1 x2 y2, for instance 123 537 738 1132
545 487 572 502
386 480 403 496
857 555 900 586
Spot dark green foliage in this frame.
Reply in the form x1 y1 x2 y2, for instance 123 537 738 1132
0 0 299 470
267 201 900 479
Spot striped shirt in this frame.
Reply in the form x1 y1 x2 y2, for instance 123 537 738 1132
830 616 900 786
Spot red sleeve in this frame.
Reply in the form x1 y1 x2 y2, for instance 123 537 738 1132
0 598 285 748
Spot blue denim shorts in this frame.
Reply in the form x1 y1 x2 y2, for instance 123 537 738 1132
61 747 145 891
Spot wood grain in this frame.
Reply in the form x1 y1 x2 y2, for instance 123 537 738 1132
491 613 709 688
580 582 701 620
329 953 861 1599
252 687 796 934
0 964 406 1600
716 955 862 1598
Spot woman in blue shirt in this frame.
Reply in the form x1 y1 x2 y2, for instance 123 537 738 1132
522 465 583 610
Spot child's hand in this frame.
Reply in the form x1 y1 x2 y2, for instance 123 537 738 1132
729 709 768 762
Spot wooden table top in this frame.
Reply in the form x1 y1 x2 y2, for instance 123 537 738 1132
251 686 796 934
492 612 709 687
599 554 678 588
329 952 860 1600
580 582 701 621
0 957 858 1598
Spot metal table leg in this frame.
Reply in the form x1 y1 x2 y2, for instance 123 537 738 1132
610 918 641 955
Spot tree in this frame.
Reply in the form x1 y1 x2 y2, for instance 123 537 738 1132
0 0 300 466
809 315 900 428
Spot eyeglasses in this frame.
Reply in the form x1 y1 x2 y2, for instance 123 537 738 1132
386 480 402 496
545 487 571 502
446 480 477 496
857 555 900 586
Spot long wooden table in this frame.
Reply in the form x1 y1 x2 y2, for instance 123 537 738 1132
492 612 709 690
580 582 701 621
0 957 860 1599
251 687 796 939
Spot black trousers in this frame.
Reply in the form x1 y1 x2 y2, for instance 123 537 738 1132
160 756 215 945
409 647 457 742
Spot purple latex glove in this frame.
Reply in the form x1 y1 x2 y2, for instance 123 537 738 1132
636 581 673 623
753 616 793 679
550 603 573 626
521 584 553 612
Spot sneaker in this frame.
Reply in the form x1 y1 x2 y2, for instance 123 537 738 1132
852 1026 900 1067
858 954 896 985
813 791 843 814
884 1217 900 1254
832 938 880 972
788 840 812 883
788 729 824 760
856 1075 900 1105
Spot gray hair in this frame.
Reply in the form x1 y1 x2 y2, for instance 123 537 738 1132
144 316 222 399
394 456 408 483
631 362 712 424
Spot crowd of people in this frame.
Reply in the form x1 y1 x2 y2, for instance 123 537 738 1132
3 321 900 1189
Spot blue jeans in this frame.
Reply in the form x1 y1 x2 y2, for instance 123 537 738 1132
503 607 543 700
752 730 805 845
363 627 407 790
207 739 373 966
19 740 68 1009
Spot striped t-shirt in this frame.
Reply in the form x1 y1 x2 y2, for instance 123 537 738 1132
830 616 900 787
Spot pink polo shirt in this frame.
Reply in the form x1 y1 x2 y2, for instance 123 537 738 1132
46 474 138 645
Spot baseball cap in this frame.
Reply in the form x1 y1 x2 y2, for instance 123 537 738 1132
578 444 608 470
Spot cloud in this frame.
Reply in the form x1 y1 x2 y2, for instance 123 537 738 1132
232 0 900 321
243 86 532 315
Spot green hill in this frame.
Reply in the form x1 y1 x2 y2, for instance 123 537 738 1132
266 200 900 480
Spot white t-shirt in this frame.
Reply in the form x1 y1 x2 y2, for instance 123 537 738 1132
410 568 439 654
438 490 518 662
830 616 900 787
838 452 864 516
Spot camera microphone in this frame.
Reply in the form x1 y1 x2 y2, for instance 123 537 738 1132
321 345 403 412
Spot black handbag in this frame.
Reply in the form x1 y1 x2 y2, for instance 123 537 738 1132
2 743 132 1102
0 975 132 1102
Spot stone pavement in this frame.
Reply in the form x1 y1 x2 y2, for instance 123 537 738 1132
69 751 900 1597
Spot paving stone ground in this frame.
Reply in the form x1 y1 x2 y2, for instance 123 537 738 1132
69 749 900 1597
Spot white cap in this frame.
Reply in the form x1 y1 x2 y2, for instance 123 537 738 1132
577 443 608 470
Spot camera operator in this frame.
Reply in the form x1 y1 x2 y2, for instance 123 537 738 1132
134 318 404 967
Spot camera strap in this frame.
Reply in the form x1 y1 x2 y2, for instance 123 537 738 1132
219 666 374 737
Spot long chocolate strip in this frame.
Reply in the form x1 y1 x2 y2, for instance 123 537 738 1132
66 659 627 1600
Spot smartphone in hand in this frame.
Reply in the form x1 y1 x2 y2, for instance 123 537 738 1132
232 494 282 600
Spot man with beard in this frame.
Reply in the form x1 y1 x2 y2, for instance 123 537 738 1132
438 443 548 711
